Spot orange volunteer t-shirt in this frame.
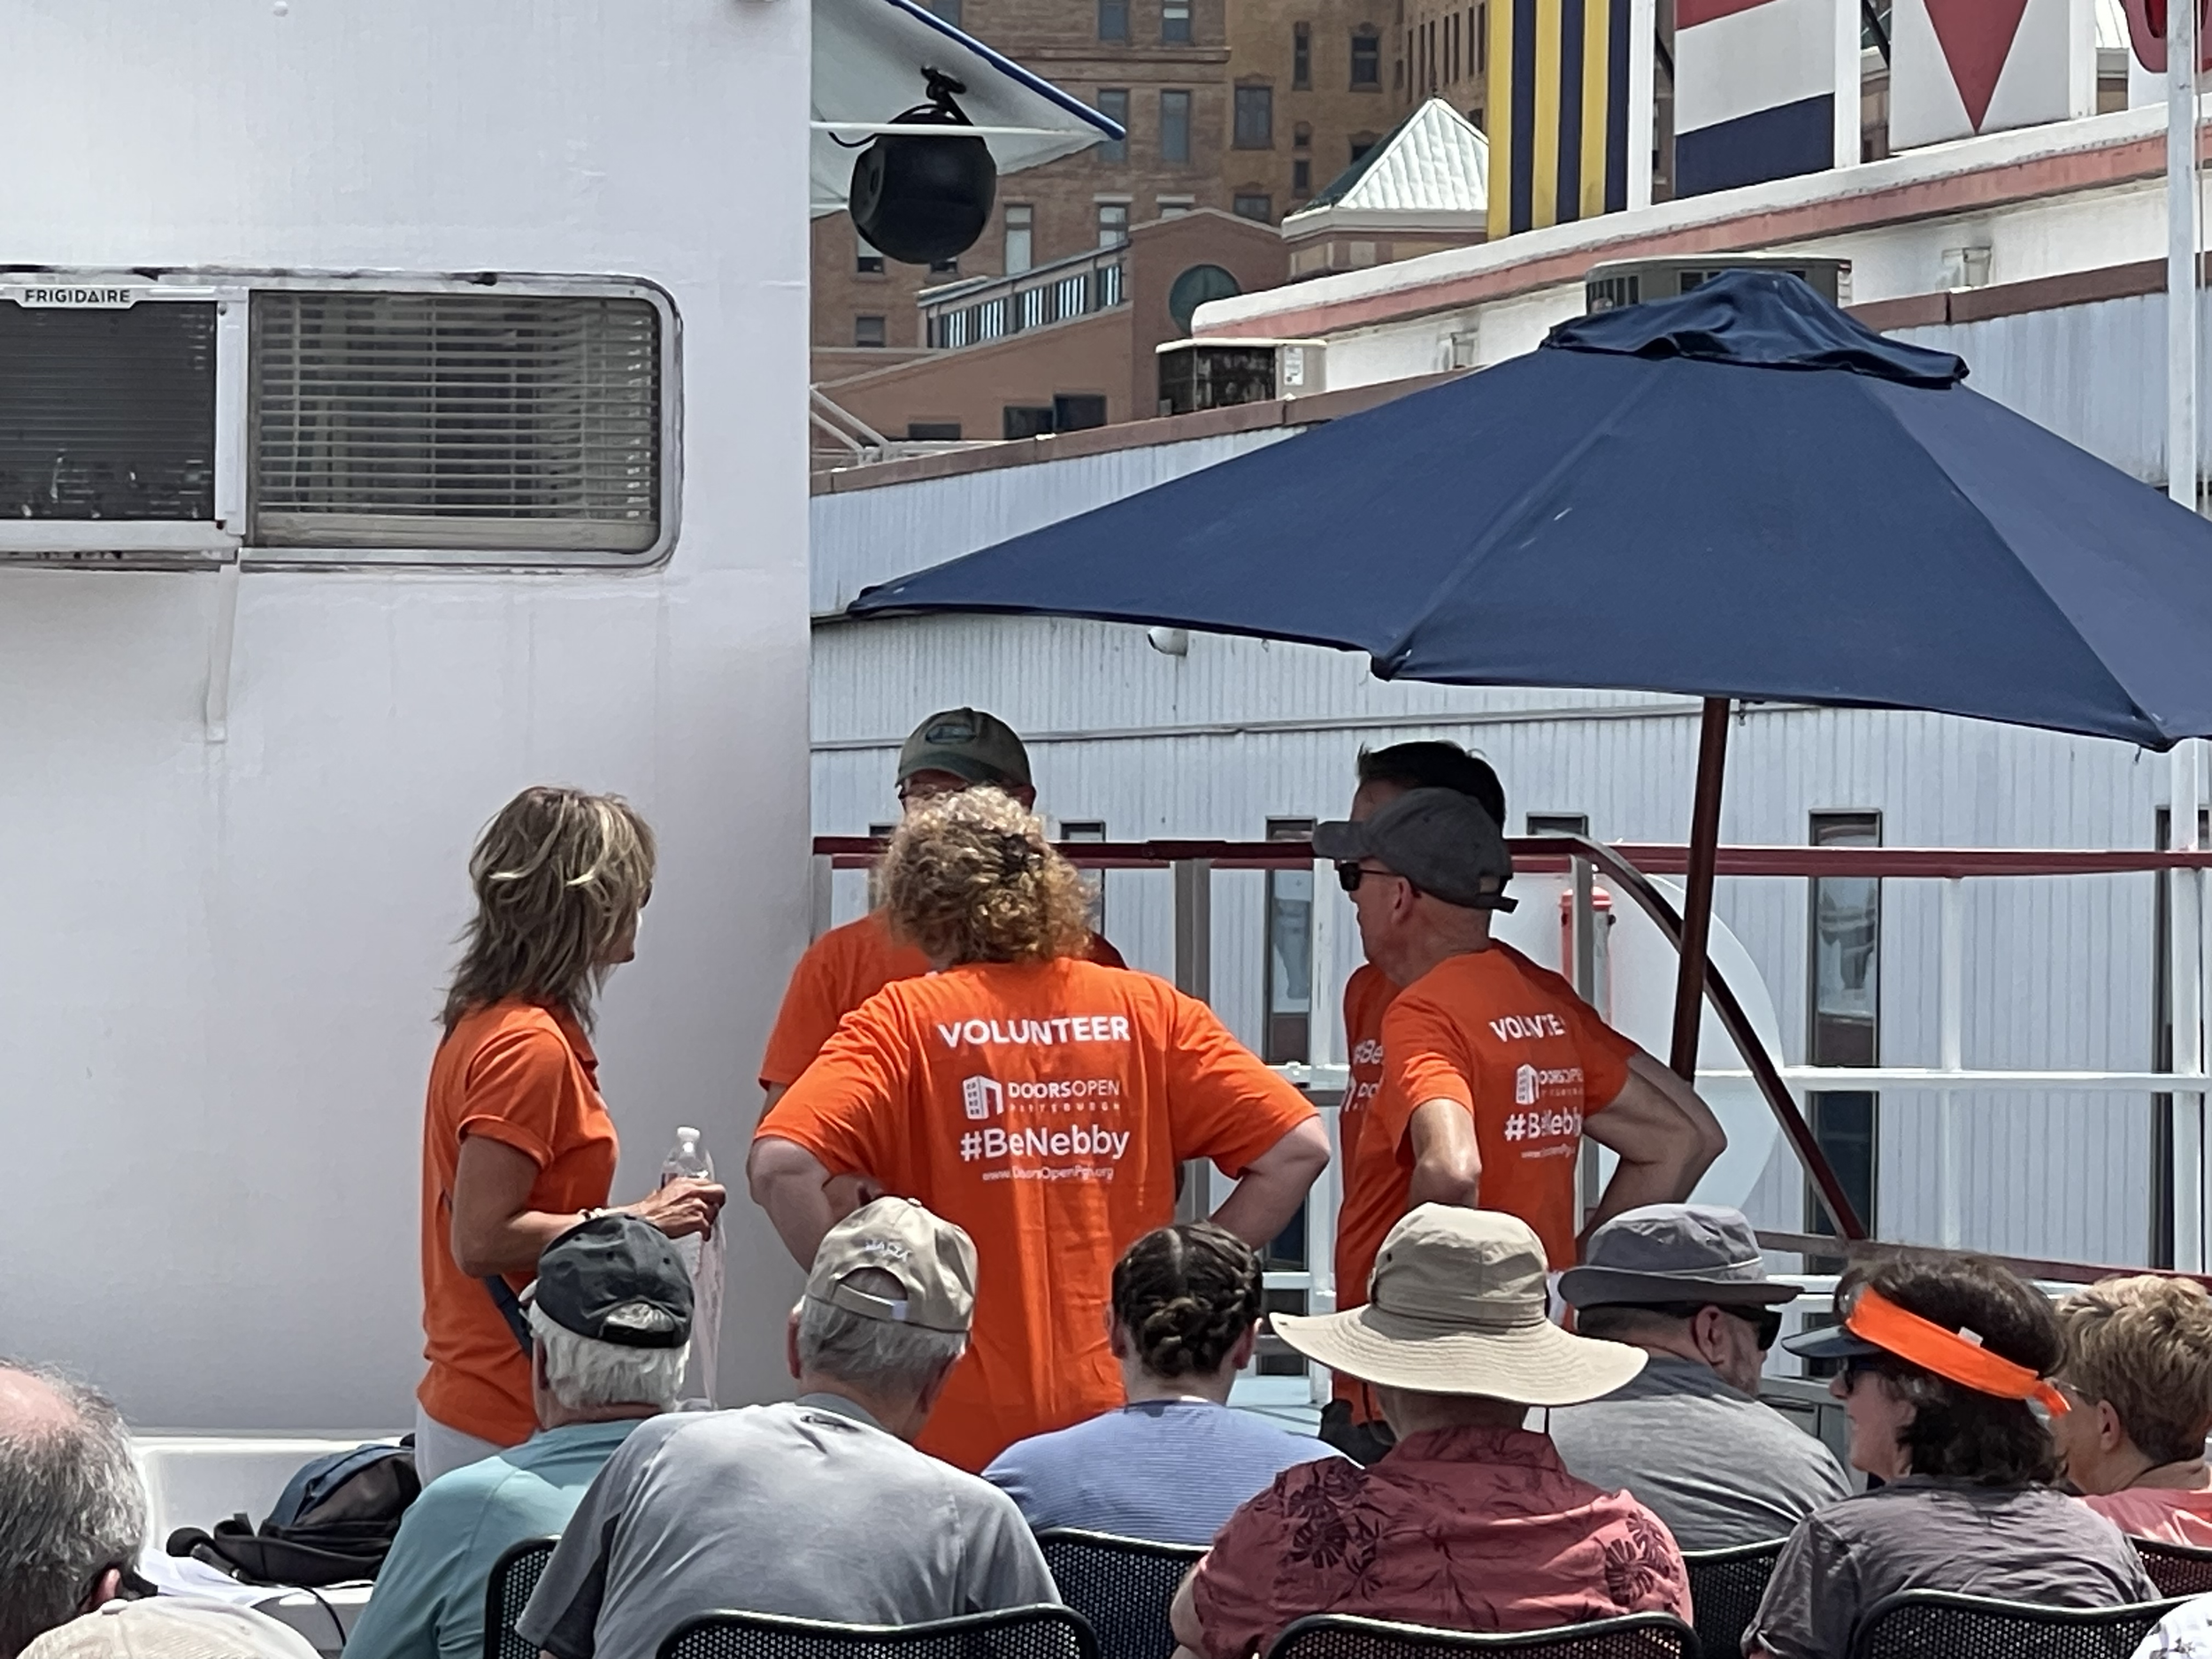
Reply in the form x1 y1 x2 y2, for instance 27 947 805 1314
756 956 1316 1472
1332 963 1398 1415
418 998 618 1446
1334 942 1637 1364
758 910 1126 1088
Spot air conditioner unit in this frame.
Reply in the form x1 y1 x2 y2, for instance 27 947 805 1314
1583 256 1852 316
0 275 243 561
1156 338 1326 418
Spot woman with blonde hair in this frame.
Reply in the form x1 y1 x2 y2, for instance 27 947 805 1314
415 786 723 1483
2054 1273 2212 1542
751 787 1329 1474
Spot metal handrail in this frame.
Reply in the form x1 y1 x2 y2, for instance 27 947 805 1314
810 833 2212 1257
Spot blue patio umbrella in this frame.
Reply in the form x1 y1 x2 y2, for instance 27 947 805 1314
849 272 2212 1228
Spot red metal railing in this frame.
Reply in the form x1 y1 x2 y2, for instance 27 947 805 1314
812 833 2212 1283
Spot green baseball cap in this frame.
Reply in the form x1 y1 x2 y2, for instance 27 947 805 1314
897 707 1033 791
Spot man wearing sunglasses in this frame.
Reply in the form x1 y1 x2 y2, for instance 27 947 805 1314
1548 1204 1850 1549
1314 787 1726 1462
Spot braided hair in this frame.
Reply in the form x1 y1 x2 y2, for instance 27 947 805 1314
1110 1223 1264 1380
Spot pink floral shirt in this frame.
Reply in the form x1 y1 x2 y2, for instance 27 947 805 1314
1188 1425 1692 1659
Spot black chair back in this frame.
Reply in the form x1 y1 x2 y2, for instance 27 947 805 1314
482 1536 559 1659
2134 1538 2212 1600
1847 1590 2192 1659
1265 1612 1699 1659
657 1605 1101 1659
1037 1527 1206 1659
1680 1539 1785 1659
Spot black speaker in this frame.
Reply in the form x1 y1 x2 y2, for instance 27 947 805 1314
848 72 998 267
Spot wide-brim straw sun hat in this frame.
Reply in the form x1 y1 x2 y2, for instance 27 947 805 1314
1272 1205 1646 1408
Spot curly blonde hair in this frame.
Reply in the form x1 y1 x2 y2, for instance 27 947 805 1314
441 786 657 1034
881 788 1090 965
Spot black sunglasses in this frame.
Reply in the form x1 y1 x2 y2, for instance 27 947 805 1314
1335 861 1408 894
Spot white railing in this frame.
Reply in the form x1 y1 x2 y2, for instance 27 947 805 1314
919 247 1128 351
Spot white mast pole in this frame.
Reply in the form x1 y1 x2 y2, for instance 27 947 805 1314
2173 0 2205 1271
2172 0 2199 518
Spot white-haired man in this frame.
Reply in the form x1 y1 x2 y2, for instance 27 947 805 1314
0 1362 151 1659
518 1198 1056 1659
347 1216 694 1659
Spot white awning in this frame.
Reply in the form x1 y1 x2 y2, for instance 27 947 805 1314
812 0 1121 218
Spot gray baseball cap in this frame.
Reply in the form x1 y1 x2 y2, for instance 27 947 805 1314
1312 787 1517 912
1558 1203 1801 1310
897 708 1033 790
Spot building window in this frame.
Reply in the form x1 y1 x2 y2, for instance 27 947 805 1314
1061 819 1109 934
2154 805 2211 1264
1293 158 1311 195
1447 12 1457 82
853 314 887 347
1805 811 1881 1241
1349 132 1377 164
1294 21 1312 87
250 289 664 557
856 235 885 275
1159 88 1191 163
1476 2 1487 73
1352 27 1381 86
1162 0 1191 42
1157 195 1195 217
1263 819 1316 1064
1099 0 1129 37
1233 192 1272 221
1055 393 1108 430
928 256 959 274
1097 88 1130 163
1004 204 1033 274
1003 405 1053 439
1256 820 1320 1363
906 421 962 440
1234 85 1273 148
1097 202 1131 246
1294 121 1311 148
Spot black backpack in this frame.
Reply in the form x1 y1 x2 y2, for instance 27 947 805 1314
168 1440 420 1586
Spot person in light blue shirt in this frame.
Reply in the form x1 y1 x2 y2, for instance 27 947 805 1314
346 1214 695 1659
984 1222 1341 1546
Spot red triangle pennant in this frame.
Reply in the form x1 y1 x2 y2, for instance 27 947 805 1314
1923 0 2032 131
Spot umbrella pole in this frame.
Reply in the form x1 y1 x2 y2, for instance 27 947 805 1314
1668 698 1732 1079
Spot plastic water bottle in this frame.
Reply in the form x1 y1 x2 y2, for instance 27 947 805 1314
660 1126 723 1407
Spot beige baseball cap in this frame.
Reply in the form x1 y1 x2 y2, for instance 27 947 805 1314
1271 1206 1646 1407
22 1600 321 1659
806 1197 979 1334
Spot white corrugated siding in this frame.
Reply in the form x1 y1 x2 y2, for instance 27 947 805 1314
1897 287 2212 488
810 428 1302 614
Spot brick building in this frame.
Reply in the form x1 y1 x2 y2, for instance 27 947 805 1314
814 0 1394 359
814 206 1285 449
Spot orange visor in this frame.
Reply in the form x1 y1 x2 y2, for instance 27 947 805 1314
1843 1286 2070 1416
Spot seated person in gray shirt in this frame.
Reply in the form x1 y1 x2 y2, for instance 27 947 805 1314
517 1199 1058 1659
1745 1254 2158 1659
985 1222 1340 1544
1548 1204 1848 1549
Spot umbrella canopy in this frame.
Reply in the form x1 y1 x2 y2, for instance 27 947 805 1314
851 271 2212 749
848 271 2212 1238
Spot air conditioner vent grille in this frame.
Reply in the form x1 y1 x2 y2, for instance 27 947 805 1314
0 303 217 522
